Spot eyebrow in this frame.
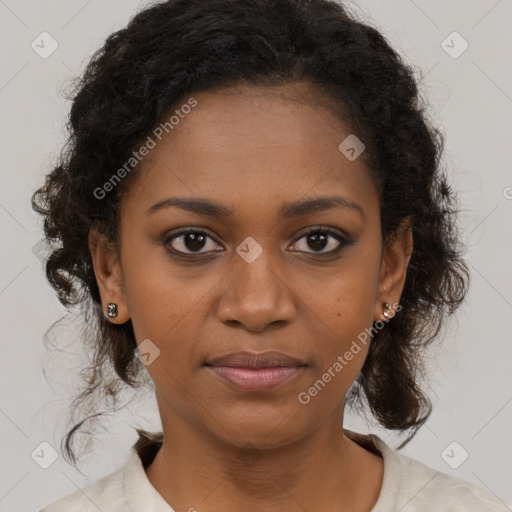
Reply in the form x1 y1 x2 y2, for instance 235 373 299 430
147 195 365 219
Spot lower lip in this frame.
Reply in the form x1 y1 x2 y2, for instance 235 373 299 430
207 366 303 392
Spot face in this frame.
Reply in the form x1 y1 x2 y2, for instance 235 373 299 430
89 82 412 449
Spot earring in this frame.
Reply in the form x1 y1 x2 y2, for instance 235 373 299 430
107 303 118 318
382 302 392 319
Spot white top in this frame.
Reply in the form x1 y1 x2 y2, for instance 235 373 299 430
39 431 508 511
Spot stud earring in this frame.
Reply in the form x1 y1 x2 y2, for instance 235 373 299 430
382 302 392 319
107 303 118 318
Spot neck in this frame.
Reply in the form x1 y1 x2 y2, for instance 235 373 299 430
143 406 383 512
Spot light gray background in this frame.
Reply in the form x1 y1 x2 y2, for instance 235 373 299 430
0 0 511 510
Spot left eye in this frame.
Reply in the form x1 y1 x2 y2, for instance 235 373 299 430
290 229 348 254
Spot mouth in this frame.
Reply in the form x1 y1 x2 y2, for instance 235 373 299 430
205 350 307 392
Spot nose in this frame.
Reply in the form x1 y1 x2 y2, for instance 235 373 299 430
215 250 296 332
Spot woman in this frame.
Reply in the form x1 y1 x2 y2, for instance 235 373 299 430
33 0 506 510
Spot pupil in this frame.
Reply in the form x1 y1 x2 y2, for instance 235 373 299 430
308 232 327 251
185 232 206 251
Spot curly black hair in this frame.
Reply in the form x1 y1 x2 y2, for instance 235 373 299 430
31 0 470 466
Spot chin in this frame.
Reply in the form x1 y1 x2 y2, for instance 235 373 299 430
206 411 309 450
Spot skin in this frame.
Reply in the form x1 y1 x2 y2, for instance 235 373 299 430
89 82 413 512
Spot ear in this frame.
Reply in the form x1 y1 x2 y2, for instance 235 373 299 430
88 227 130 324
374 216 413 322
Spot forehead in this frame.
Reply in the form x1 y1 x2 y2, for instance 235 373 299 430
121 83 378 222
172 82 350 153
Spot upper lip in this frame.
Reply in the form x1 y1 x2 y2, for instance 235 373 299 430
206 350 306 368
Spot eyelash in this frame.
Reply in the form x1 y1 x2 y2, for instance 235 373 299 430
163 226 352 259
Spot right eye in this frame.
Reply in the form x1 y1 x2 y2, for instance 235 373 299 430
163 229 224 256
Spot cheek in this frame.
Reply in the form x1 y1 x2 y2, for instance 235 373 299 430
302 255 380 388
120 240 206 337
315 257 379 332
120 249 218 383
296 309 373 420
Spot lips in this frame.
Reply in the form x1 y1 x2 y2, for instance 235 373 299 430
205 350 306 369
205 350 306 392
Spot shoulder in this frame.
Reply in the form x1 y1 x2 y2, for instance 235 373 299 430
39 437 169 512
38 464 127 512
378 437 508 511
